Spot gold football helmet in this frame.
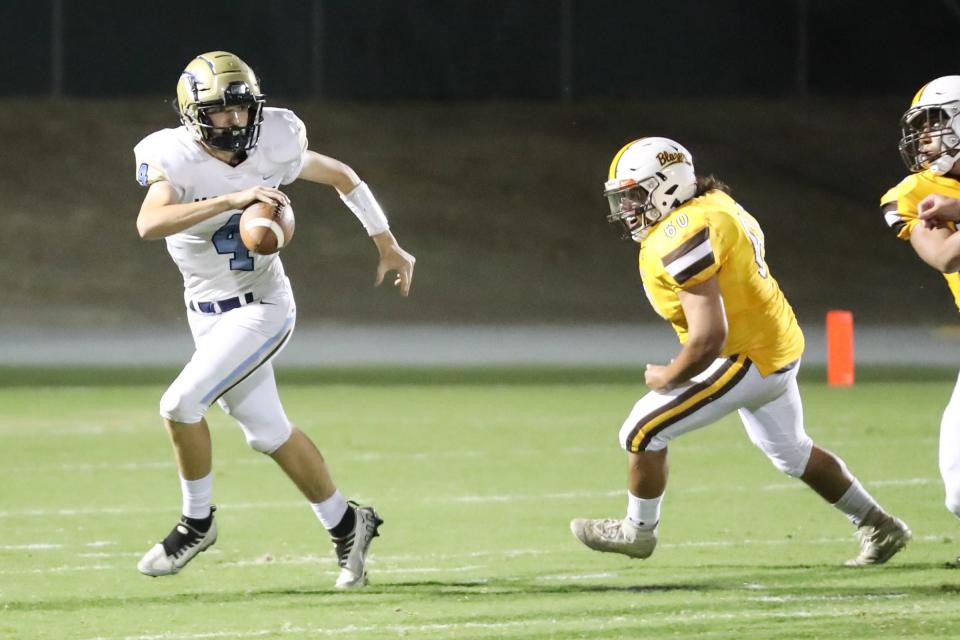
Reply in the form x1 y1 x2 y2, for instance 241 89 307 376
176 51 265 152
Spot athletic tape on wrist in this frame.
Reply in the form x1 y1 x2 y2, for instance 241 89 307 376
341 182 390 236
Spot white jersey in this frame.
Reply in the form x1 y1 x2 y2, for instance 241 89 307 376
133 107 308 305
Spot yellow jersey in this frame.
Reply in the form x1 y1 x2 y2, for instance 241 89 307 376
880 171 960 310
638 190 804 376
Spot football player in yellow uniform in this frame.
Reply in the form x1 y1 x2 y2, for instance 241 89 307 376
571 137 910 565
882 76 960 556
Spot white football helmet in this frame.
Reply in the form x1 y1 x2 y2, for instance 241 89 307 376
603 137 697 242
899 76 960 175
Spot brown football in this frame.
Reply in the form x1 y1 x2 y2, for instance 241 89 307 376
239 200 295 255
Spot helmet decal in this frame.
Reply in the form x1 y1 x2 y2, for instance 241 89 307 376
911 82 929 107
608 138 643 180
656 151 687 167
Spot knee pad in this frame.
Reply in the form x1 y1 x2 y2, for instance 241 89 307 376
619 417 669 453
243 421 293 454
159 385 206 424
946 497 960 519
757 436 813 478
216 396 293 454
944 475 960 518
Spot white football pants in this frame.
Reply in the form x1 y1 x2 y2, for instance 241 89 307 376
619 355 814 477
159 284 296 454
940 371 960 517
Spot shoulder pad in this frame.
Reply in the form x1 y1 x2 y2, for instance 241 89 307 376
258 108 308 169
880 174 920 207
133 127 201 188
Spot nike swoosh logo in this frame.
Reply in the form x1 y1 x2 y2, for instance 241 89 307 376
260 301 276 306
262 175 274 181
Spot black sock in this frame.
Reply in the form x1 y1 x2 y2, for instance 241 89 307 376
184 512 213 534
329 505 357 539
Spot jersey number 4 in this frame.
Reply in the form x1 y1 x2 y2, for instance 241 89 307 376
212 213 254 271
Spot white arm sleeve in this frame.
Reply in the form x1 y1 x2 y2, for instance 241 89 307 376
340 182 390 236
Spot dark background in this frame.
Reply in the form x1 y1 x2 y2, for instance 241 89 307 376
4 0 957 100
2 0 959 328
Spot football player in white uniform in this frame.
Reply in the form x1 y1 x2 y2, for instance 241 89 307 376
132 51 415 589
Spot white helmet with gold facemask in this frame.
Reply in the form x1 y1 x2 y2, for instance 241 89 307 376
176 51 266 153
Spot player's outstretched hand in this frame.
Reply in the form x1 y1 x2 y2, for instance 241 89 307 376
224 186 290 211
919 194 960 228
373 232 416 297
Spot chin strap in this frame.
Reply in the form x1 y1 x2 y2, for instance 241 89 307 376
929 152 960 175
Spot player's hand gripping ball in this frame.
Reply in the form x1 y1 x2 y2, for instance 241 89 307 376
240 200 295 255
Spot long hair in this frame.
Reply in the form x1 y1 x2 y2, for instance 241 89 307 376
694 174 732 197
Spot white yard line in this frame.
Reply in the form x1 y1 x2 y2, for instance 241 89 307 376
535 572 619 581
0 543 62 550
4 535 946 576
749 593 909 603
0 501 307 519
429 489 624 503
0 448 582 474
3 563 117 575
77 600 960 640
762 477 936 492
0 476 941 518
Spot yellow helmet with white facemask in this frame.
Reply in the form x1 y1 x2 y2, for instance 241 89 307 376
176 51 266 152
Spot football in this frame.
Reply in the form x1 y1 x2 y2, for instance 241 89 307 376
239 200 295 255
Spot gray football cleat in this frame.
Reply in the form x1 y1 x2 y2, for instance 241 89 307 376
570 517 657 559
138 508 218 577
845 511 911 566
333 503 383 589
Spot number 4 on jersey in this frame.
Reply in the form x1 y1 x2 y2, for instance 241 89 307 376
212 213 254 271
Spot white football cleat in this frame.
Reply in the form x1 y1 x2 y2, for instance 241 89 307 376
333 503 383 589
845 510 911 566
138 508 218 577
570 517 657 559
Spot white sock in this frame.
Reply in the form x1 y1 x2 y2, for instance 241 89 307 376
833 479 879 526
626 490 663 530
310 490 348 530
180 473 213 520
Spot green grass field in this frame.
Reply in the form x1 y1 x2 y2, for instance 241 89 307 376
3 368 960 639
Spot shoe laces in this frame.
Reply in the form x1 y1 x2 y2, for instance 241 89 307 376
854 525 872 542
595 518 631 541
857 513 895 543
333 533 355 568
853 522 894 558
162 520 206 558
